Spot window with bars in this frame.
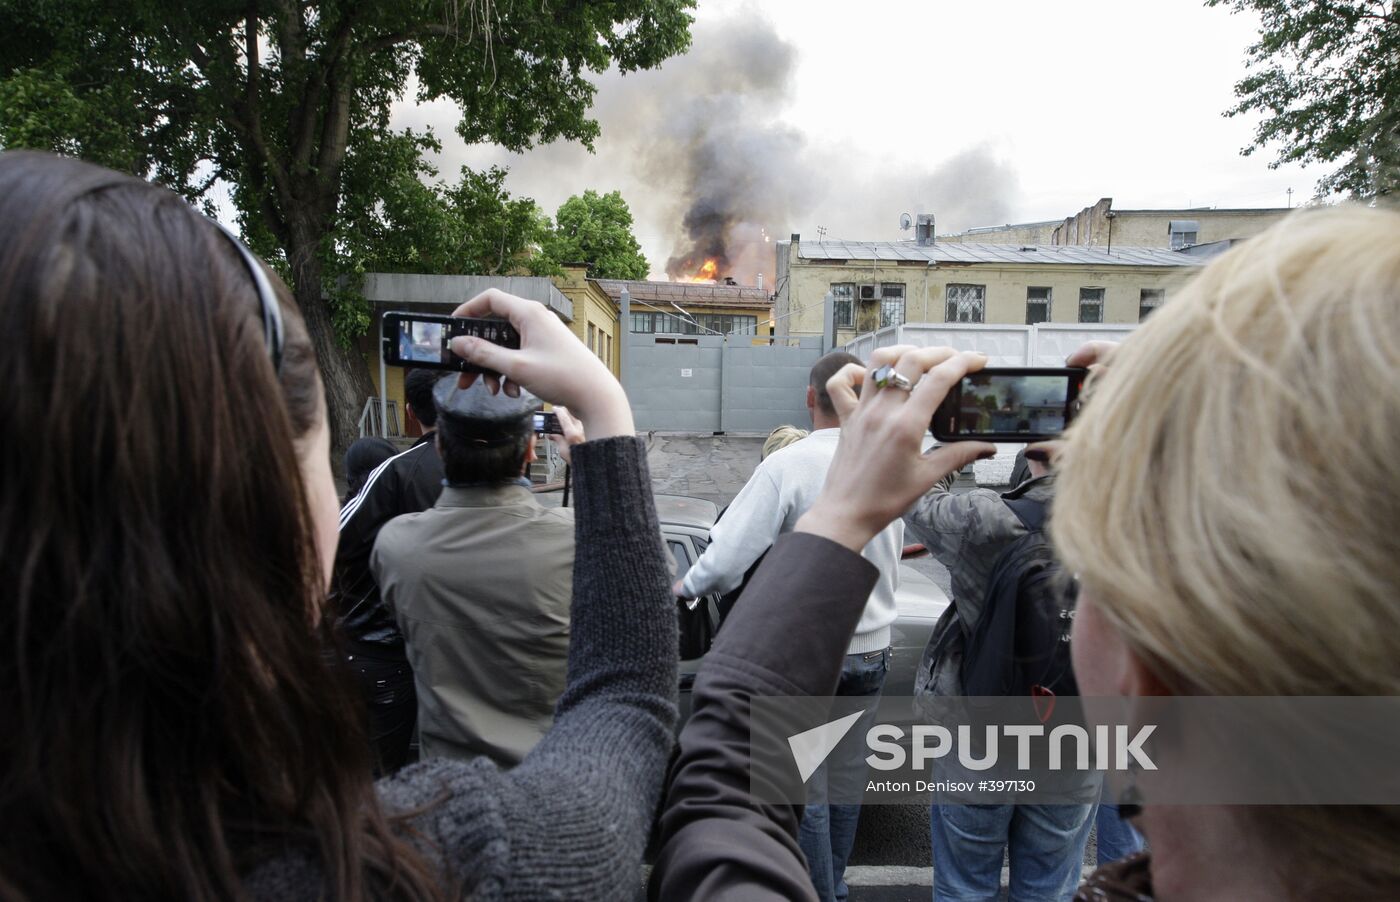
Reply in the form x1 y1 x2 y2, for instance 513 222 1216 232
1139 289 1164 321
880 283 906 328
945 284 986 323
1026 287 1051 325
831 283 855 328
1079 288 1105 323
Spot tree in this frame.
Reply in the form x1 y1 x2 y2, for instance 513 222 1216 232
1209 0 1399 198
543 189 651 279
0 1 694 458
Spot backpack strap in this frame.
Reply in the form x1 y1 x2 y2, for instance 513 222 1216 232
1003 495 1048 532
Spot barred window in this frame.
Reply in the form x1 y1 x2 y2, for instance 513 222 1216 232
831 283 855 328
1026 287 1051 325
880 283 906 328
1079 288 1105 323
1139 288 1165 321
945 284 986 323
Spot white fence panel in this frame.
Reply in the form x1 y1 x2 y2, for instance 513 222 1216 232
1029 324 1136 366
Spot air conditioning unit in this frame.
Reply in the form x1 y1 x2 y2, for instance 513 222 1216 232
858 284 879 302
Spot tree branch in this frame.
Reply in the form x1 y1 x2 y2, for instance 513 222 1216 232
363 23 460 55
235 11 294 217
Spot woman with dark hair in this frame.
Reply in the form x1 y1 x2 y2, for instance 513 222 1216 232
0 150 677 900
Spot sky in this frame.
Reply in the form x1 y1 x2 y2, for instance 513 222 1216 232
389 0 1333 280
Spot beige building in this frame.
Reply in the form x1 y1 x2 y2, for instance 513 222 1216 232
940 197 1290 251
773 237 1200 346
553 265 621 378
595 278 774 345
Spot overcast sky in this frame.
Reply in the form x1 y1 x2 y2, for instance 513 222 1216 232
391 0 1333 279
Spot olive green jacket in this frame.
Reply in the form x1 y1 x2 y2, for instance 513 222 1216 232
372 482 574 767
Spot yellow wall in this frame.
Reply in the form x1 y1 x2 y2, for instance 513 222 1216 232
553 266 621 377
780 258 1197 345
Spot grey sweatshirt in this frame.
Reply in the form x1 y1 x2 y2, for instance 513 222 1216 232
246 436 678 900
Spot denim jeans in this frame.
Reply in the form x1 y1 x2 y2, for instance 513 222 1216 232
931 801 1094 902
1094 802 1146 866
798 647 889 902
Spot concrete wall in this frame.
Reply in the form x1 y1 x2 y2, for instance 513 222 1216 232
844 323 1135 366
1050 200 1289 248
939 221 1059 246
781 252 1197 345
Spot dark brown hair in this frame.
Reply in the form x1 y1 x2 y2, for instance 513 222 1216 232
809 351 862 417
0 151 440 900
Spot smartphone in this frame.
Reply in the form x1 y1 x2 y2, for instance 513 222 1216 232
533 412 563 435
381 312 520 374
931 367 1087 442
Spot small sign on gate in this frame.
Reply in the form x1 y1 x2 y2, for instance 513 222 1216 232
680 368 692 378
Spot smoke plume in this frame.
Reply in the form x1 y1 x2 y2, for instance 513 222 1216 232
398 7 1020 283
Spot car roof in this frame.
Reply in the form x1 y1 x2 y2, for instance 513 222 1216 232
654 493 720 530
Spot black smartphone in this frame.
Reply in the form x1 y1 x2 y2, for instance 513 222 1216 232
931 367 1087 442
381 312 520 374
533 412 563 435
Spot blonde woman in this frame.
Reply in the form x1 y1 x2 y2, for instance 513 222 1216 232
762 424 808 460
1058 204 1400 900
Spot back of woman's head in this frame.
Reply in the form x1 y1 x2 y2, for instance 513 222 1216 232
0 151 434 900
1053 204 1400 893
762 425 808 460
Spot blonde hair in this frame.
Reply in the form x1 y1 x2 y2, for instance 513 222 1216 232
762 425 808 459
1053 205 1400 894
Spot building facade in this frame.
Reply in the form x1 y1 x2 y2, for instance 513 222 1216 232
939 197 1290 250
773 238 1199 346
594 278 775 345
553 265 622 377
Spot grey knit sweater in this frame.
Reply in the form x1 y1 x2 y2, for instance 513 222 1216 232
248 436 678 899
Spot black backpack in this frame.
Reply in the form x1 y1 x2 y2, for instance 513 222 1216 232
959 497 1079 698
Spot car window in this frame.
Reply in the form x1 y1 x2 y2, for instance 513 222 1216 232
668 540 691 575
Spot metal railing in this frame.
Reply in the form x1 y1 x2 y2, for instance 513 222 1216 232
358 397 402 438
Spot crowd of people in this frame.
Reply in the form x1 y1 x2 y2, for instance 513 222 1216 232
3 147 1399 901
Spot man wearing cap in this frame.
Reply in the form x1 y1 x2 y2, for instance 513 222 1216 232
371 377 575 768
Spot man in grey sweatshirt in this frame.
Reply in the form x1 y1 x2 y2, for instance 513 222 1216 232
675 350 901 902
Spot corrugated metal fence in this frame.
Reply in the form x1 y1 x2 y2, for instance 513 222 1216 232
624 333 826 433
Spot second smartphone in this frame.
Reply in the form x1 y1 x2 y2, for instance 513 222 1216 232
931 367 1087 442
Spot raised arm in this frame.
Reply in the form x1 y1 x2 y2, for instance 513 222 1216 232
651 345 995 900
680 465 784 597
374 291 677 899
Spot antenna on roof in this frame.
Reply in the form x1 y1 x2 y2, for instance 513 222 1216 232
899 212 913 231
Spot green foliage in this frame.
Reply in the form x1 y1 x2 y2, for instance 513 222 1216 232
0 0 695 346
542 189 651 279
1209 0 1399 197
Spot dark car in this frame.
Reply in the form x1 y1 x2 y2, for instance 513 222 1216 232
654 493 948 724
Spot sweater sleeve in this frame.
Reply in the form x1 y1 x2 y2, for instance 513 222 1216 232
902 473 1015 568
680 465 784 597
650 532 878 901
374 435 678 901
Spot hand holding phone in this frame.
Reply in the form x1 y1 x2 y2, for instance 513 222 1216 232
448 289 634 442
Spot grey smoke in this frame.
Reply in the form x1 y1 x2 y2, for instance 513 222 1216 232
398 7 1019 281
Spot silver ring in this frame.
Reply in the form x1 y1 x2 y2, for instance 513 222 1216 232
871 364 914 392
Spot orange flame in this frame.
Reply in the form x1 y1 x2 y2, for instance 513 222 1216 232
683 259 719 283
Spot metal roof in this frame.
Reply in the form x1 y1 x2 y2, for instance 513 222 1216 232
595 278 772 309
796 240 1199 268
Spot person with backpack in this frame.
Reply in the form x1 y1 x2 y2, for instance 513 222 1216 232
904 449 1095 902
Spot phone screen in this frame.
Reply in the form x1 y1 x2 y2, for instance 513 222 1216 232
381 312 520 374
932 367 1086 442
399 319 448 365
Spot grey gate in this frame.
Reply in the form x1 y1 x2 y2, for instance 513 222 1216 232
625 333 825 434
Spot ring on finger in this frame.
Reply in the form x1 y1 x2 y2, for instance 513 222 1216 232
871 364 914 392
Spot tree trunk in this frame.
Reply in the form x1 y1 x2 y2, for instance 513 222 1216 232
287 228 375 473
